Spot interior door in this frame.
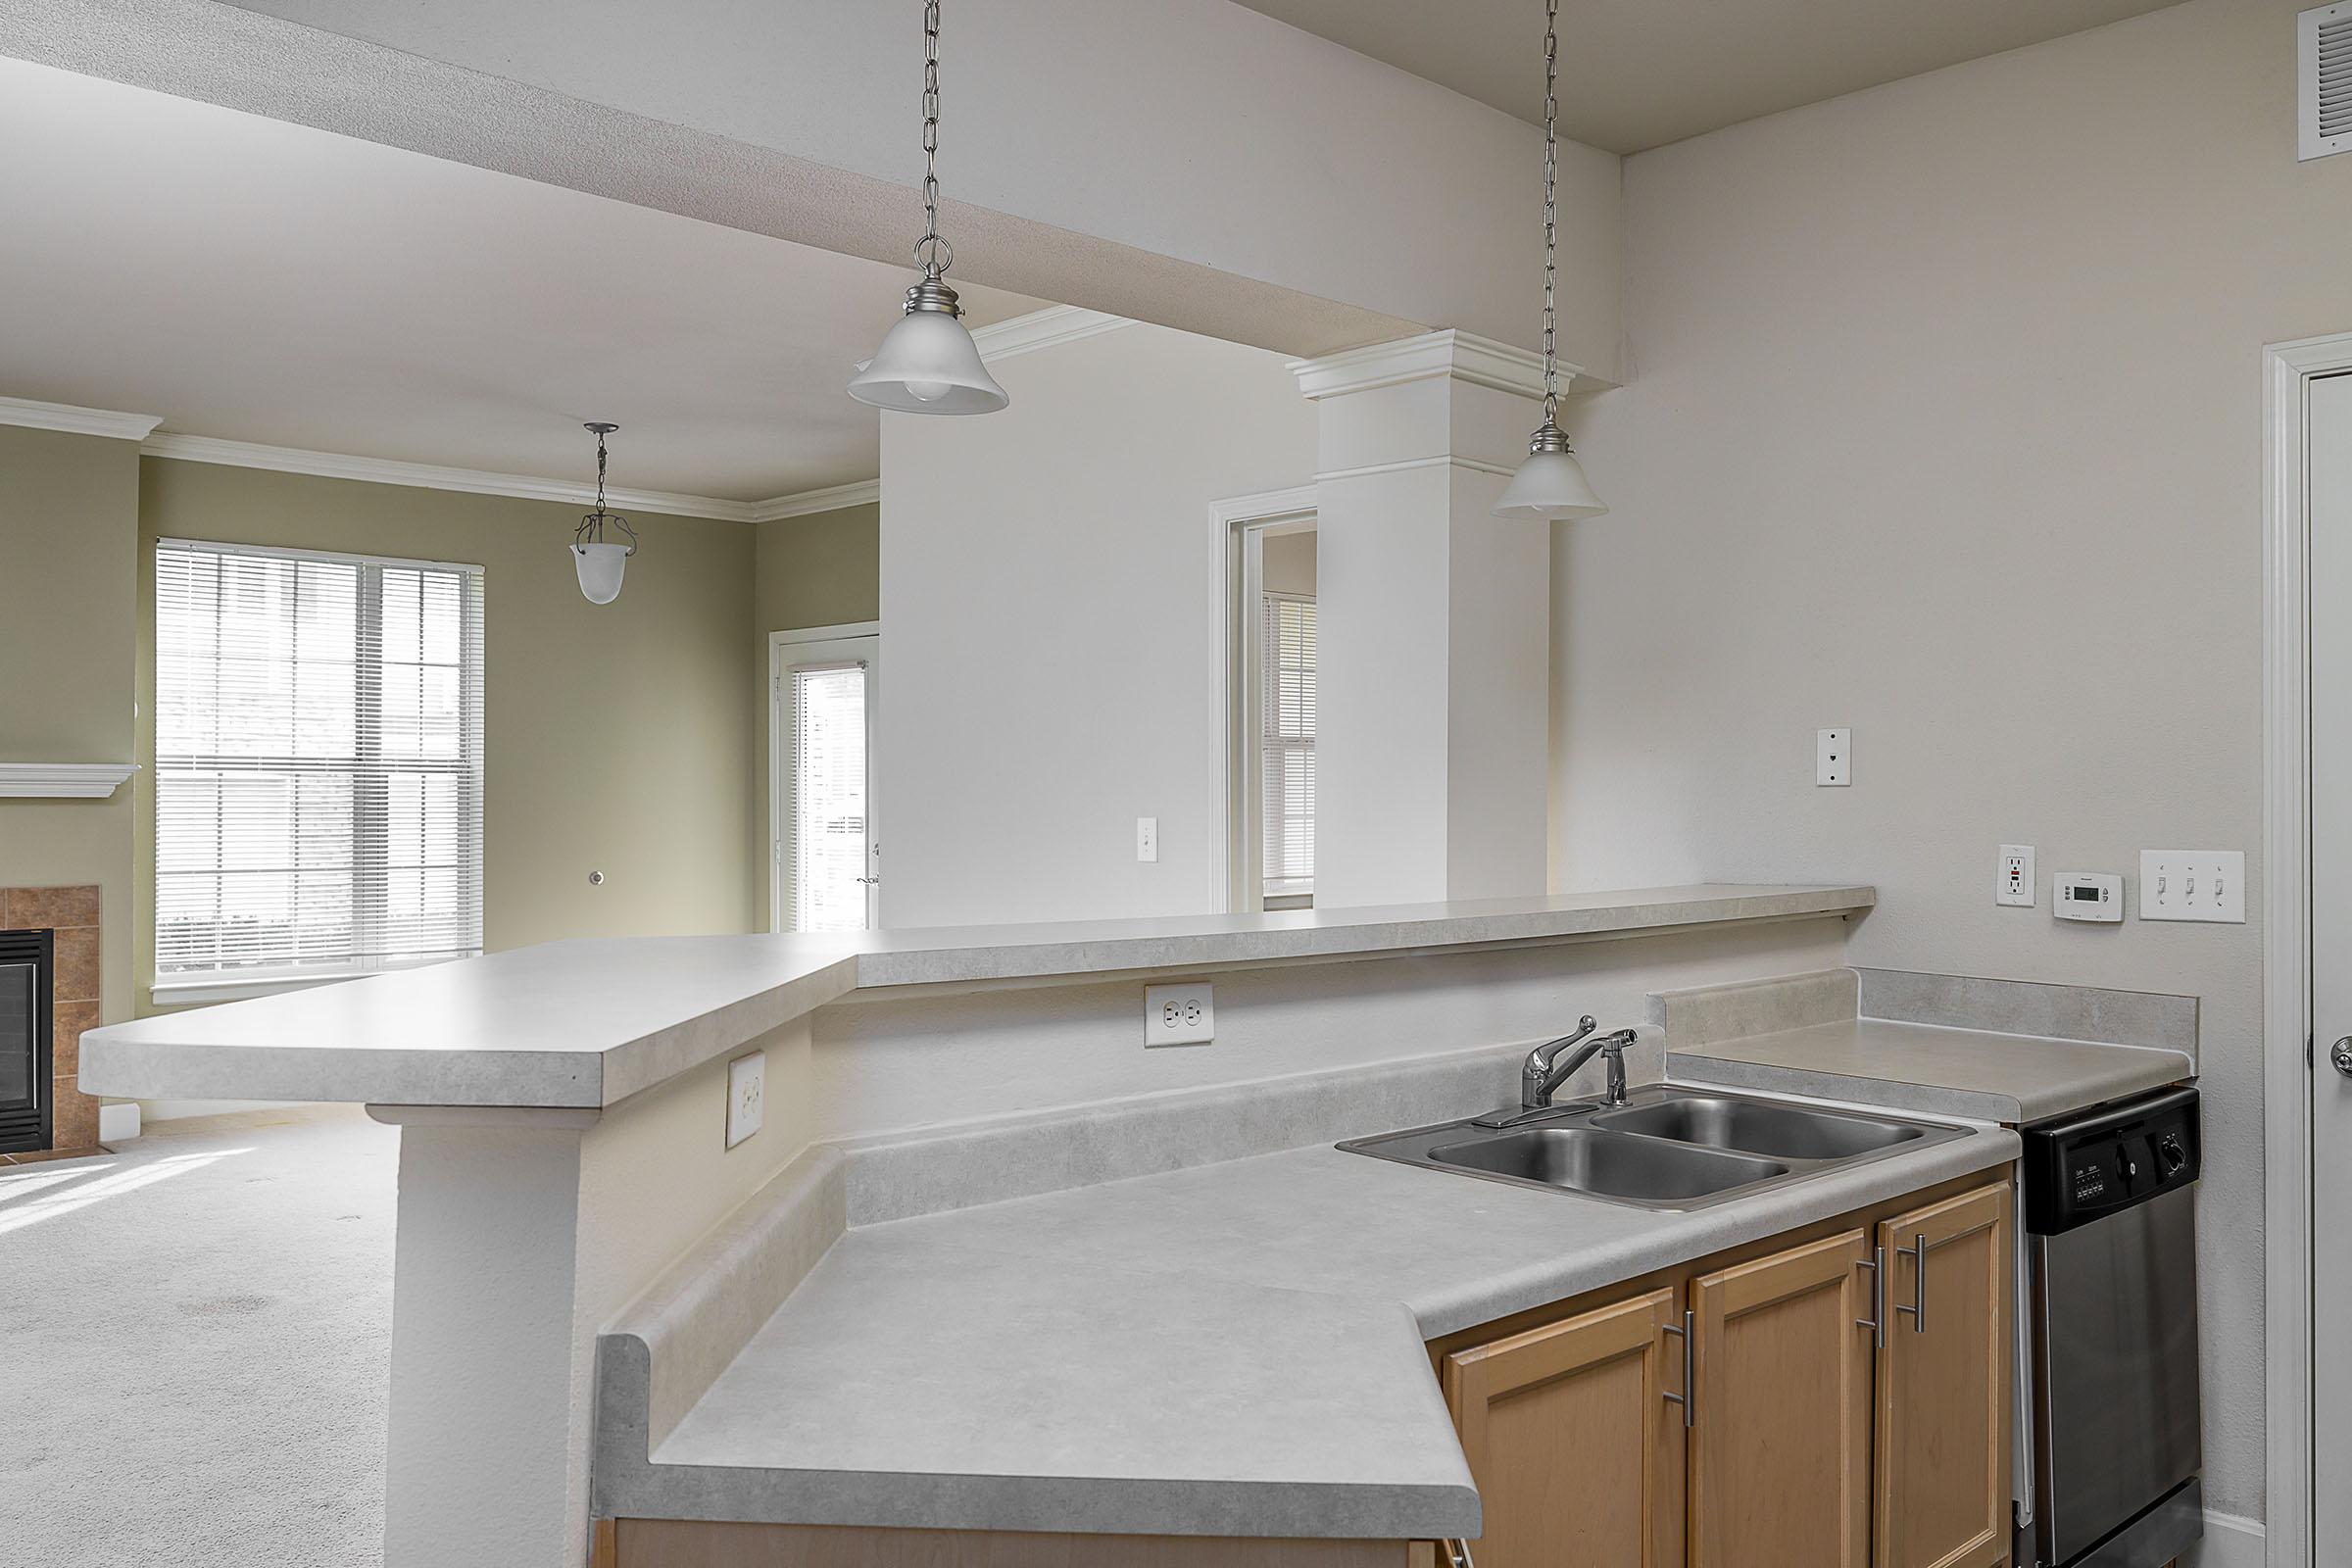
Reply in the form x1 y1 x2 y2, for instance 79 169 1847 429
2312 368 2352 1558
771 632 879 932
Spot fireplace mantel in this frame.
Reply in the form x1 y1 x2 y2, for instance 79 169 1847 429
0 763 137 800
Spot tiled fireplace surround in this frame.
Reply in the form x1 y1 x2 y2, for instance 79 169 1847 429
4 883 103 1163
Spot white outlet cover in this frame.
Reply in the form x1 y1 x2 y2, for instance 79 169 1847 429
1997 844 2036 907
1144 981 1214 1046
2138 850 2246 923
1816 728 1851 787
726 1050 765 1148
1136 816 1159 863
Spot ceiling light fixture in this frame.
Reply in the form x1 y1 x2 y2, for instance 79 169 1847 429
848 0 1009 416
570 422 637 605
1494 0 1608 521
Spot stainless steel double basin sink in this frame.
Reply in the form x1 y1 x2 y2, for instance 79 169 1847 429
1339 1085 1965 1210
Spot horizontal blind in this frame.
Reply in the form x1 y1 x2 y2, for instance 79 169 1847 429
1260 591 1316 901
155 541 484 982
789 661 870 933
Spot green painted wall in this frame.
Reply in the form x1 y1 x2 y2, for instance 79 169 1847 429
0 425 140 1025
135 458 762 1010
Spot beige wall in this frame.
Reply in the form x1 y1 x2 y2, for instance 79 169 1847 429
135 458 761 1009
0 425 139 1025
750 501 881 931
1550 0 2352 1520
879 322 1318 926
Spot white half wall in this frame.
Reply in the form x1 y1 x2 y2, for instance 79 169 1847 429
878 322 1315 927
1550 0 2352 1522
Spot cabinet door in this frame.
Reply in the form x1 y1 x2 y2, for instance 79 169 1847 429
1689 1228 1875 1568
1440 1286 1686 1568
1874 1180 2012 1568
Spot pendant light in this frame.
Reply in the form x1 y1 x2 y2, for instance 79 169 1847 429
848 0 1009 416
1494 0 1608 521
570 422 638 605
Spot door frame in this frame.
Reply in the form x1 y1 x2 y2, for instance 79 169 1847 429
768 621 882 933
2263 331 2352 1568
1206 484 1318 914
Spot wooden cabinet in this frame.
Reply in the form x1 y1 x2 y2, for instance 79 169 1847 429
1439 1286 1685 1568
1434 1176 2012 1568
1688 1229 1875 1568
1873 1183 2012 1568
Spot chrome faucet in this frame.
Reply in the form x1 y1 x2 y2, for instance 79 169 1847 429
1473 1015 1641 1129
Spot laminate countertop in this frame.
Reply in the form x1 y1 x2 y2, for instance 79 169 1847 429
596 1113 2020 1540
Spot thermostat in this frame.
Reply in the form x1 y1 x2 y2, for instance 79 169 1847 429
2052 872 2124 922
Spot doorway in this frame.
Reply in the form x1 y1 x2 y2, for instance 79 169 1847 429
769 624 880 933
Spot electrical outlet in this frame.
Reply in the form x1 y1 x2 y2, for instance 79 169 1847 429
1997 845 2036 907
1144 981 1213 1046
726 1051 765 1148
2138 850 2246 923
1136 816 1159 863
1816 728 1851 787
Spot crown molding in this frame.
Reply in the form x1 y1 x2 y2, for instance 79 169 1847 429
0 762 138 799
140 432 763 521
969 305 1137 363
0 397 165 441
748 478 881 522
1288 329 1581 403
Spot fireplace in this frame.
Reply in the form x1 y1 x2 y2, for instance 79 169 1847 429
0 929 55 1155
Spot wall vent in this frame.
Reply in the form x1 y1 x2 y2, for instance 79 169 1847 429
2305 3 2352 160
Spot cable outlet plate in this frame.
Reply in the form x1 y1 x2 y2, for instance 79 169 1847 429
1145 982 1213 1046
2138 850 2245 923
1817 728 1851 786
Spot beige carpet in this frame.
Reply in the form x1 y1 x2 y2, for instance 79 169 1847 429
0 1104 398 1566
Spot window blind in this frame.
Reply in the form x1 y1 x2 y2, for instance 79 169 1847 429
154 540 484 985
1260 591 1316 901
788 661 870 932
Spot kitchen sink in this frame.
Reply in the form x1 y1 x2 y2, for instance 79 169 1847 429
1339 1085 1966 1210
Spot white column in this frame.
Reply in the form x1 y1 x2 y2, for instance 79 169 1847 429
1291 332 1560 909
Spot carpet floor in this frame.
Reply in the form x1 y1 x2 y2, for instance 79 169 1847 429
2 1104 398 1566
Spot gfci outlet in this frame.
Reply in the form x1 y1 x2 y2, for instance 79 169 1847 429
2139 850 2246 923
1144 982 1214 1046
1816 728 1851 787
725 1051 765 1149
1997 845 2036 907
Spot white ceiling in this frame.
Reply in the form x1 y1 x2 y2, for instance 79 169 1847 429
0 56 1046 505
1234 0 2187 154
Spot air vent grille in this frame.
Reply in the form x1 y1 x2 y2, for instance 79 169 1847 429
2304 3 2352 159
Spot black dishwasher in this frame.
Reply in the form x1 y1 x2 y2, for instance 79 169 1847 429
2019 1084 2202 1568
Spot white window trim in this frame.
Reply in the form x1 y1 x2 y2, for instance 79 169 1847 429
151 536 485 992
768 622 882 933
1207 486 1317 914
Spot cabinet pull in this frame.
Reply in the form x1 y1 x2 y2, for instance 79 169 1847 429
1440 1541 1477 1568
1660 1307 1694 1428
1856 1245 1886 1349
1894 1231 1929 1333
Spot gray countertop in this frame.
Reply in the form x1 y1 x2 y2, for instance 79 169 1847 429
1668 1017 2194 1123
605 1119 2020 1539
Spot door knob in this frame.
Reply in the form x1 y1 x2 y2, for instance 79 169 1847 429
2331 1037 2352 1077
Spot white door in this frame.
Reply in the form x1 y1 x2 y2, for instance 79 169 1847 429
2311 368 2352 1556
770 630 879 932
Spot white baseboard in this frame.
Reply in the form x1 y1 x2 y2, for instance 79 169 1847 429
2185 1509 2265 1568
138 1098 278 1123
97 1101 140 1143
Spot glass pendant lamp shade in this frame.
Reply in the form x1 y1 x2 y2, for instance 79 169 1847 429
848 300 1008 415
572 541 628 605
1494 429 1608 520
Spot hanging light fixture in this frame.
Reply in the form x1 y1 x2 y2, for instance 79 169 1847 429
1494 0 1608 521
570 422 637 605
848 0 1009 416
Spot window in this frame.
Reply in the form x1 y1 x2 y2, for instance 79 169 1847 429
1259 590 1316 904
769 629 879 933
154 540 484 992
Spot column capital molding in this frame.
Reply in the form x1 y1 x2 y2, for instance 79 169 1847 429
1287 329 1577 402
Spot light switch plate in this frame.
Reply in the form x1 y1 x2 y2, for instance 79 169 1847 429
1816 729 1851 786
1997 845 2035 906
726 1051 765 1148
2138 850 2246 923
1144 981 1213 1046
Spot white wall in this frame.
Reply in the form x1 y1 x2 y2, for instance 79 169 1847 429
1551 0 2352 1521
879 322 1316 927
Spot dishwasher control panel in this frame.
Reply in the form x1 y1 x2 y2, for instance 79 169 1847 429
2020 1084 2200 1236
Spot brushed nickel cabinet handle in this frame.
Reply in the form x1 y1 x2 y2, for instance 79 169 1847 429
1894 1231 1929 1333
1857 1245 1886 1349
1660 1307 1695 1427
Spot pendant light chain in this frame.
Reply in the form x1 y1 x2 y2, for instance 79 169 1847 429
593 428 611 514
1541 0 1559 427
917 0 947 278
